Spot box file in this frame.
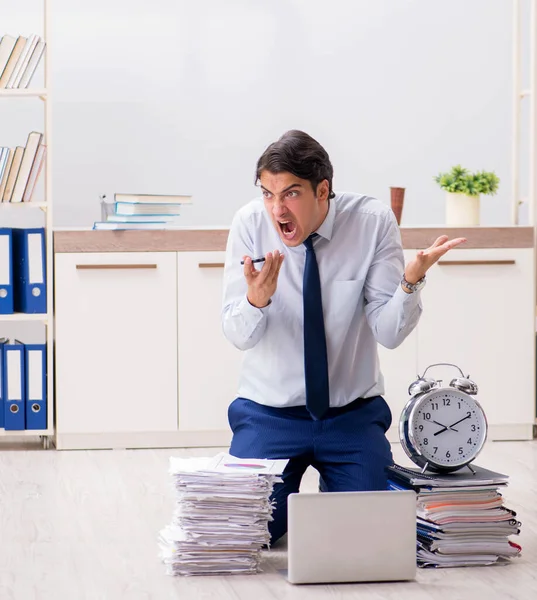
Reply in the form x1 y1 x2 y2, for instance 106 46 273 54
12 227 47 313
24 343 47 430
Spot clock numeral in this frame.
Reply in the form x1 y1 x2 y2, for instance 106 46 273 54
423 438 428 445
423 412 431 421
443 398 451 407
458 402 461 409
418 425 424 432
431 402 439 411
471 425 476 432
467 438 472 445
458 447 464 455
446 451 451 458
466 411 471 418
433 447 438 455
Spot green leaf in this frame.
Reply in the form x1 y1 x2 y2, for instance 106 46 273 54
434 165 500 196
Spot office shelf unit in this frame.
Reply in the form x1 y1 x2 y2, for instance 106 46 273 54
0 0 53 448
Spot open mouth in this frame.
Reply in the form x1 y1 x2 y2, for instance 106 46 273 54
278 220 297 239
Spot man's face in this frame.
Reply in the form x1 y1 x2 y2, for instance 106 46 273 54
259 171 329 247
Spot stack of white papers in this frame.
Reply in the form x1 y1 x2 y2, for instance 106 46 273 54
159 453 288 576
387 464 522 568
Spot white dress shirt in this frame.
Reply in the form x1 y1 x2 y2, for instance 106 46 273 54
221 192 423 408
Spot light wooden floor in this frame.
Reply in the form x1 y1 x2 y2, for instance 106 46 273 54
0 439 535 600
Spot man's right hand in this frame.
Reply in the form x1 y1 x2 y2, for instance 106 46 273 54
244 250 285 308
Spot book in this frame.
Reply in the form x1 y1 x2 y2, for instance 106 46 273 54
114 193 192 204
22 143 46 202
19 40 46 89
92 221 177 230
8 34 39 89
2 147 24 202
11 132 43 203
0 148 14 200
114 202 182 216
0 148 9 184
106 214 180 223
0 36 26 88
0 36 17 80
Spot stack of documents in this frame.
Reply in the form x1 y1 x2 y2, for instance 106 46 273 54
159 452 287 576
387 464 522 568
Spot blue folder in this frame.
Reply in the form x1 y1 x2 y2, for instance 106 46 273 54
0 338 7 428
24 344 47 430
12 228 47 314
3 340 25 430
0 228 14 314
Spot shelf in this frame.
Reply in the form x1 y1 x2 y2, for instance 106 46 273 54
0 313 47 322
0 429 52 437
0 89 47 100
0 202 47 208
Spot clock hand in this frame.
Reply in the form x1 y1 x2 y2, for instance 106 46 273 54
447 414 472 429
432 420 458 435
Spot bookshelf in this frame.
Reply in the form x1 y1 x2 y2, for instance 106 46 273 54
0 0 53 448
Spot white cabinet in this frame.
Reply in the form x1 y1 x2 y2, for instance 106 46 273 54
176 252 243 431
54 252 179 444
414 248 535 439
53 243 535 448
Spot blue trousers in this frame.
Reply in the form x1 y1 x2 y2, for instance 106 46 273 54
228 396 393 545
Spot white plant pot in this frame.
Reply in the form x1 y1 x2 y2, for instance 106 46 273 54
445 192 480 226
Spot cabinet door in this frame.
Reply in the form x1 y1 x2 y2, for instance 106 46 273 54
378 250 419 441
177 252 243 431
55 252 178 433
416 249 535 429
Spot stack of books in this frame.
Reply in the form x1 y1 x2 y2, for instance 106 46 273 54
387 463 522 568
0 34 46 89
0 132 46 203
93 193 192 230
158 452 287 576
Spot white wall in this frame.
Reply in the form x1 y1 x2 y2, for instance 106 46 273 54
1 0 528 229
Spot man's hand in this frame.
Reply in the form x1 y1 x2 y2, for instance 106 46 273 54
404 235 467 285
244 250 284 308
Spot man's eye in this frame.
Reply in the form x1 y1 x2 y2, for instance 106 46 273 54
262 191 272 199
287 191 298 198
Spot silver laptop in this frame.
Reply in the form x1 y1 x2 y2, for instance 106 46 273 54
287 490 417 584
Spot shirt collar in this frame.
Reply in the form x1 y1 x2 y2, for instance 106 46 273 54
314 196 336 241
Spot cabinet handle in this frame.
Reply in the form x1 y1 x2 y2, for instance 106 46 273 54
198 262 225 268
76 264 158 270
438 260 516 266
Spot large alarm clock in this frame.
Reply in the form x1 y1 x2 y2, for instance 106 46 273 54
399 363 488 473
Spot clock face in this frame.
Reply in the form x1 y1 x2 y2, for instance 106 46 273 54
409 389 487 468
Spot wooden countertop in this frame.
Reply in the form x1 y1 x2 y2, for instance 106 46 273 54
53 226 534 253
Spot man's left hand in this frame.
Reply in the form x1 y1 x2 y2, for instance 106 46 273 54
404 235 467 284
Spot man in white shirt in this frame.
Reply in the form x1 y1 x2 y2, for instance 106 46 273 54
222 130 465 544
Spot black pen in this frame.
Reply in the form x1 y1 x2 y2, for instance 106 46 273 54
240 257 266 265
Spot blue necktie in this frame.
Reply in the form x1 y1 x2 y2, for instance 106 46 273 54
303 234 330 420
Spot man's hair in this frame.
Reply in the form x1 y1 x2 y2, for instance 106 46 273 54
255 130 335 199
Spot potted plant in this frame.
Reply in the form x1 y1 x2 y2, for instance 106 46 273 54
434 165 500 226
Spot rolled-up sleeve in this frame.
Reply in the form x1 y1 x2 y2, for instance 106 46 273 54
363 211 423 349
221 211 271 351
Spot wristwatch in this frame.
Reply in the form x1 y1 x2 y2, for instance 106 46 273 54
401 274 426 293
